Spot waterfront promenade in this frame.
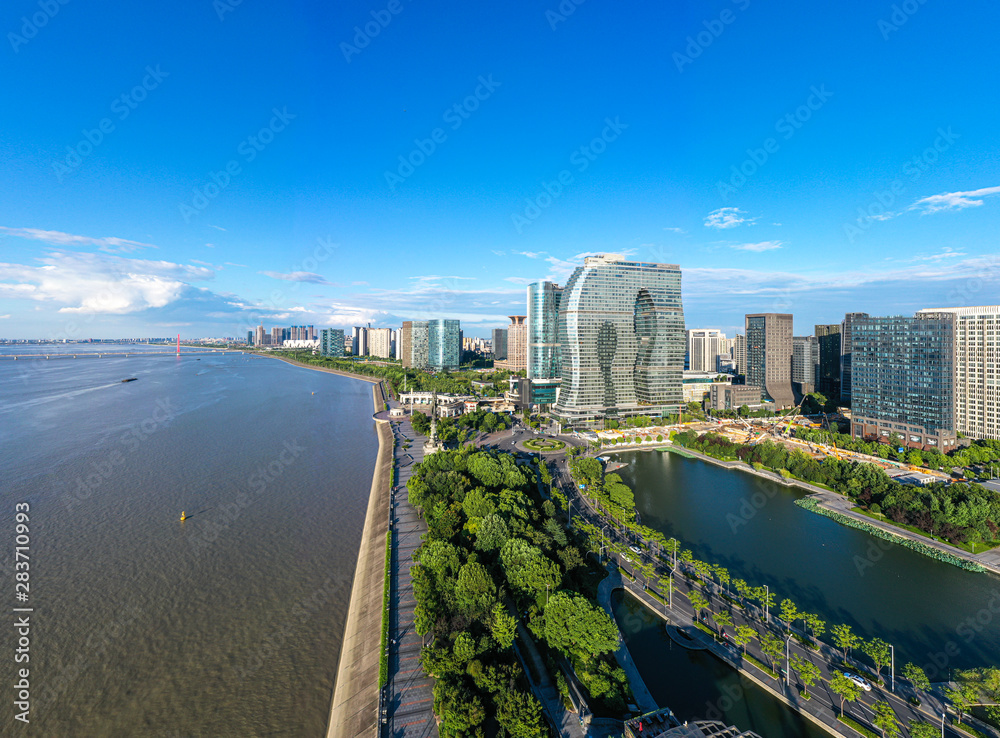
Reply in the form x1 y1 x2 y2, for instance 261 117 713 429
326 383 392 738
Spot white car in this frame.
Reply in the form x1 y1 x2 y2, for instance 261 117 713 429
843 672 872 691
629 545 642 554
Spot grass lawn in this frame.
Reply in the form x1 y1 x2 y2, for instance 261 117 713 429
523 437 567 452
851 507 1000 554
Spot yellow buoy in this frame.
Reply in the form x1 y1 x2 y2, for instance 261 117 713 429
180 511 187 521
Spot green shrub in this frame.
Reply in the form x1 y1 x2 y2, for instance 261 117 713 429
838 715 878 738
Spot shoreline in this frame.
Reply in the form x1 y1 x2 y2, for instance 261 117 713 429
265 354 382 384
601 442 1000 577
325 382 393 737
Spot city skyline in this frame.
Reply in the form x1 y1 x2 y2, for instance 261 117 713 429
2 1 1000 339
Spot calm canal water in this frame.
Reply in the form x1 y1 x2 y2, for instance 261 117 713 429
614 449 1000 677
0 347 378 736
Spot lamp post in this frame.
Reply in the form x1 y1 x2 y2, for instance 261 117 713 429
890 643 894 692
785 634 793 684
765 585 770 624
669 573 673 610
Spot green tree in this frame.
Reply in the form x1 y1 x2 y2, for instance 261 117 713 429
688 590 710 620
491 603 517 650
455 561 498 619
499 539 562 601
832 623 861 662
475 513 510 552
872 701 900 738
829 672 862 717
543 591 619 662
790 655 821 698
433 676 486 737
805 613 826 642
495 688 547 738
907 722 938 738
733 624 756 655
945 683 978 724
713 609 733 635
902 663 930 693
760 632 785 672
862 638 892 684
780 598 799 629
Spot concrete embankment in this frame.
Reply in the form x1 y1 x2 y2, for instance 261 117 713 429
326 384 392 738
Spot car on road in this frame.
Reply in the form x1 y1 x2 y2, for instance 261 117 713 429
629 545 641 554
843 672 872 691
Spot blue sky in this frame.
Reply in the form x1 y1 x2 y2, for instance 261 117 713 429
2 0 999 340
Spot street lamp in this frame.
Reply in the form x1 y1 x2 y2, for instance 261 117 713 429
765 584 770 624
890 643 895 692
785 634 793 684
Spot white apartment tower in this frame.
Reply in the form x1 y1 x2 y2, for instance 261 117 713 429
918 305 1000 440
686 329 724 372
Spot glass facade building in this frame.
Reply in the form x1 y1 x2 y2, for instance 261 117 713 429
745 313 794 408
320 328 344 357
552 255 684 424
491 328 507 361
427 319 460 371
850 313 956 450
527 281 562 380
815 323 841 401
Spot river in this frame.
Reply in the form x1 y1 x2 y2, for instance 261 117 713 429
0 346 378 736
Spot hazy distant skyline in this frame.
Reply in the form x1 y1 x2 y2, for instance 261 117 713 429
2 1 999 339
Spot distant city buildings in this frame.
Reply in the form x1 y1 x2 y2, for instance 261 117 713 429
840 312 869 405
745 313 794 408
733 333 746 377
400 319 460 371
368 327 393 358
552 255 684 424
686 329 723 373
851 313 956 450
248 324 315 347
708 383 764 412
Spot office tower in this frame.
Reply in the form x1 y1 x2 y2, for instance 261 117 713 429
247 330 253 346
840 312 869 406
492 328 508 361
344 335 353 355
271 326 283 346
734 333 746 376
552 255 684 423
255 324 266 348
851 313 956 450
427 319 460 371
918 305 1000 440
527 281 562 380
792 335 819 395
400 320 430 368
390 329 397 360
745 313 794 408
815 324 842 401
686 329 724 373
368 328 393 358
496 316 527 372
320 328 345 357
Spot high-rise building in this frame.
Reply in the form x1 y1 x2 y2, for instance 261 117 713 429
840 312 869 406
369 328 393 358
815 324 842 402
917 305 1000 441
255 324 265 348
733 333 746 376
745 313 794 408
552 255 684 424
527 282 563 380
496 316 527 372
686 329 724 373
351 326 368 357
320 328 345 357
851 313 956 450
271 326 283 345
427 319 460 371
247 330 254 346
492 328 508 361
792 335 819 395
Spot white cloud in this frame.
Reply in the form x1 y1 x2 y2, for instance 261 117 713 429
491 250 505 256
224 262 248 268
730 241 784 252
0 227 157 253
515 251 545 259
205 243 215 248
504 277 536 285
663 226 687 234
910 185 1000 213
260 271 336 285
704 207 756 229
0 314 9 319
209 224 227 231
351 280 369 286
0 251 213 314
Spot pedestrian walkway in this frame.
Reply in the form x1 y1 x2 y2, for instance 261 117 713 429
383 418 438 738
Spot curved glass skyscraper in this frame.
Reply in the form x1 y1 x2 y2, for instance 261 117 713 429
527 281 562 380
552 255 684 424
